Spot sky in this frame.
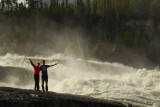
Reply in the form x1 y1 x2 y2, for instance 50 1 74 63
0 0 76 4
17 0 75 3
18 0 24 3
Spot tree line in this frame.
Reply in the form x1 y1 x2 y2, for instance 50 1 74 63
0 0 160 62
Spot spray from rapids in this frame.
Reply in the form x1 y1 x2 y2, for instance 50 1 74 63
0 53 160 106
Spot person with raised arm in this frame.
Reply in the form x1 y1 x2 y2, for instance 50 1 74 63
40 60 58 92
29 58 41 91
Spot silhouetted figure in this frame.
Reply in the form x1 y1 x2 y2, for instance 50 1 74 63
40 60 58 92
29 59 41 91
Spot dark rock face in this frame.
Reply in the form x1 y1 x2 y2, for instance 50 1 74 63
0 87 126 107
0 66 32 86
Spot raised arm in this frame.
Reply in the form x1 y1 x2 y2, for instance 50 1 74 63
29 58 36 68
49 61 58 67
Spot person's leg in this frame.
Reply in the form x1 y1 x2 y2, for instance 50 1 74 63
41 77 44 91
45 77 48 92
35 75 39 91
35 75 38 90
37 75 39 91
34 75 36 90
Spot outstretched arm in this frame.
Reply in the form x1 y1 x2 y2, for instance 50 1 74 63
49 61 58 67
29 58 36 67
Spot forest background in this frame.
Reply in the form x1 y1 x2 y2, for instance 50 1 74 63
0 0 160 68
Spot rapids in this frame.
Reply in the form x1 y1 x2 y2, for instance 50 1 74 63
0 53 160 107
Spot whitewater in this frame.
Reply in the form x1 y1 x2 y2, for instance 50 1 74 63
0 53 160 107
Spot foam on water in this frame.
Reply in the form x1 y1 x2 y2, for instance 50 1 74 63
0 53 160 106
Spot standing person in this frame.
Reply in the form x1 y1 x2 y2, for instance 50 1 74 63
29 59 41 91
40 60 58 92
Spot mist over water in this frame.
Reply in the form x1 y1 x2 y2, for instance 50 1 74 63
0 53 160 106
1 0 160 107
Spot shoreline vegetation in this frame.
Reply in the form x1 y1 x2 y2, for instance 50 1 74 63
0 0 160 68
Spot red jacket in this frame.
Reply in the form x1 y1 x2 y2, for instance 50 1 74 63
30 60 41 75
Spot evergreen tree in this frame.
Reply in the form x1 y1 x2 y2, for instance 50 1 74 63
1 0 5 10
86 0 91 16
5 0 12 10
12 0 18 10
65 0 68 7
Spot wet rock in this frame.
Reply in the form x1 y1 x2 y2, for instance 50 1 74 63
0 87 127 107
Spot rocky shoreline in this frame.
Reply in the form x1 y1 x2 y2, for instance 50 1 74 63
0 87 130 107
